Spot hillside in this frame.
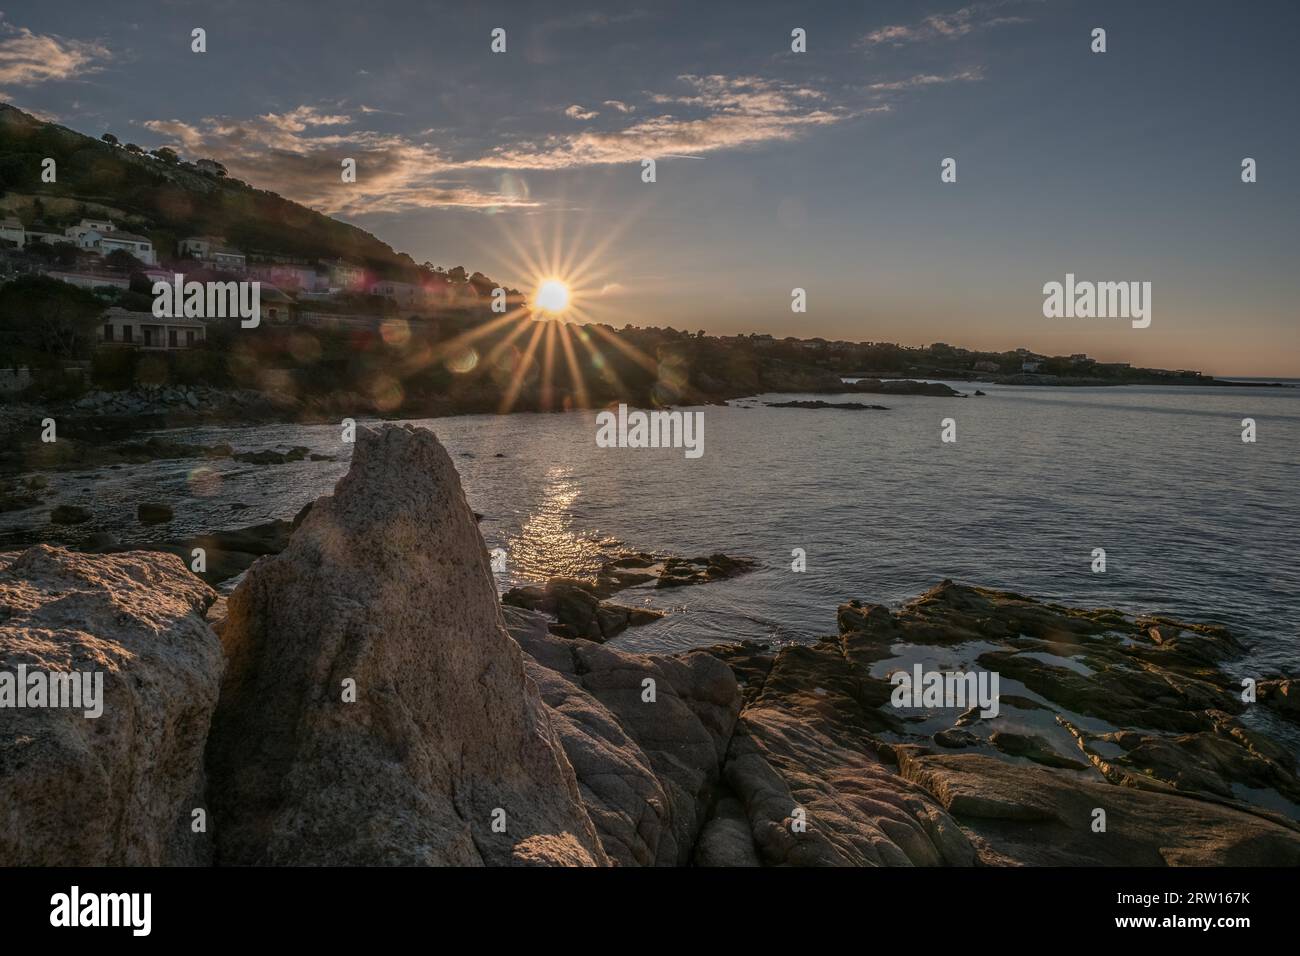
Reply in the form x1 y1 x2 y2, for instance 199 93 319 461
0 103 431 282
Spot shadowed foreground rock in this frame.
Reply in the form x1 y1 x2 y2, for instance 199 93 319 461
505 605 740 865
205 424 607 866
0 546 223 865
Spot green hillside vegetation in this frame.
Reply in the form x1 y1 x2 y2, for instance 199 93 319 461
0 103 437 283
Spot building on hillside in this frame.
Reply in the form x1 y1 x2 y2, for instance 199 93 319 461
99 307 206 350
247 262 321 292
1021 359 1043 373
370 279 429 309
24 228 66 247
321 258 365 292
257 285 297 325
179 236 247 272
64 219 117 243
42 269 130 290
0 218 25 249
76 229 157 265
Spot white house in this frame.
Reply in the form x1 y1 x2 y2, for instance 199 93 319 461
64 218 117 243
99 307 206 350
77 229 157 265
370 279 428 308
180 236 247 272
247 263 322 291
0 218 25 249
322 258 365 291
1022 359 1043 373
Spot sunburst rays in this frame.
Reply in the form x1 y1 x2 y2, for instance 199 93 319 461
430 195 660 413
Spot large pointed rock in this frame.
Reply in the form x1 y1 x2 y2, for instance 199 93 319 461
0 545 223 865
205 424 606 865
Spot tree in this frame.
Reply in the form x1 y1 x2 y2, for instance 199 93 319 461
104 248 144 273
0 276 105 359
151 147 180 164
51 241 79 267
124 143 143 154
447 266 467 283
101 132 119 146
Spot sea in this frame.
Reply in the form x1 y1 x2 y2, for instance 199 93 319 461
4 380 1298 674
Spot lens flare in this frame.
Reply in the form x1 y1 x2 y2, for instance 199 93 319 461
533 279 570 314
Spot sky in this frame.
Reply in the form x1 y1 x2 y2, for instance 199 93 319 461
1 0 1297 375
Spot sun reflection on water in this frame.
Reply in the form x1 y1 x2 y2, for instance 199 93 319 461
507 467 608 583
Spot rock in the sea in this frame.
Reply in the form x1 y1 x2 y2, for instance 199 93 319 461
49 504 91 525
137 502 175 524
1260 678 1300 720
765 400 889 411
845 379 962 397
205 424 607 866
231 445 310 465
989 731 1089 770
658 553 756 589
699 580 1300 866
503 578 665 642
0 546 223 865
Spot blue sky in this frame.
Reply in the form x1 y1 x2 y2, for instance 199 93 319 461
3 0 1297 374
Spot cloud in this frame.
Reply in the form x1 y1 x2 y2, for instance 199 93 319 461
0 19 110 86
141 108 538 214
867 68 985 92
258 106 353 132
471 75 855 170
861 1 1035 47
137 72 894 210
603 100 635 113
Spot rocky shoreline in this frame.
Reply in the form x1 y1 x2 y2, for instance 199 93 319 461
2 423 1297 866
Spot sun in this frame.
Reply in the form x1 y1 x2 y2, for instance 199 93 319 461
533 278 571 315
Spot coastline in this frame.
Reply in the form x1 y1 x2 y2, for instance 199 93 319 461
2 423 1297 866
2 372 1292 470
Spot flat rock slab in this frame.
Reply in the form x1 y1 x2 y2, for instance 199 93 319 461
902 752 1300 866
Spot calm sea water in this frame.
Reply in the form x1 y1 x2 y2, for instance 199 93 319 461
6 381 1299 672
